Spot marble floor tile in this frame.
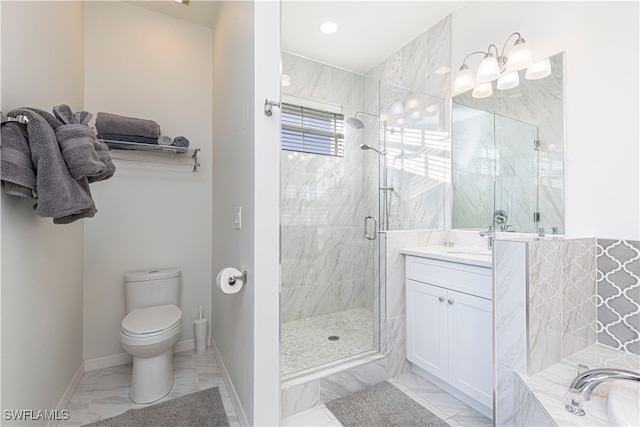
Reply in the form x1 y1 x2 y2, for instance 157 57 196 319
281 405 339 426
59 349 239 426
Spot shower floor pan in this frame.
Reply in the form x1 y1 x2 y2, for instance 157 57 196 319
281 308 374 377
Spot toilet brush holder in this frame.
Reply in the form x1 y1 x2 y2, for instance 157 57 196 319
194 318 208 354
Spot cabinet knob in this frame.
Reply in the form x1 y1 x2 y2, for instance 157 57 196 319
439 296 445 302
448 299 454 305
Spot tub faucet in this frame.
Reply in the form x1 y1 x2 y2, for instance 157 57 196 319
478 226 495 250
565 367 640 416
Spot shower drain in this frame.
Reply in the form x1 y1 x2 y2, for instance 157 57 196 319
327 335 340 341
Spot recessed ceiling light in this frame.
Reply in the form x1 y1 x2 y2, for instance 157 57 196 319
320 21 339 35
435 66 450 75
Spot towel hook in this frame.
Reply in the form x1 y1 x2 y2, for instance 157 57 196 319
264 99 281 117
1 112 29 125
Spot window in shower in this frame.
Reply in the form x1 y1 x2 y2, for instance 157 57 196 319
281 103 345 157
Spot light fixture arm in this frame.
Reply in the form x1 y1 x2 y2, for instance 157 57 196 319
460 51 489 69
498 32 525 70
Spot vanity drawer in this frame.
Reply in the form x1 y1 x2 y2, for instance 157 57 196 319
405 256 492 300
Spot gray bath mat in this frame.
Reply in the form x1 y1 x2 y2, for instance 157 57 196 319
325 381 448 427
84 387 229 427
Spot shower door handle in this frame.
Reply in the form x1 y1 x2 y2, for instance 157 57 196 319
364 215 378 240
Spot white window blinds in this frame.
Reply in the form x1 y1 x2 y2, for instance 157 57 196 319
281 103 344 157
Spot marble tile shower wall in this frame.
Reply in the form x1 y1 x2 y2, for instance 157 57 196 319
364 15 451 231
280 52 373 322
596 239 640 355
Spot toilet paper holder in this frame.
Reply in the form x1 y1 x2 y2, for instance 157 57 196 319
227 270 247 287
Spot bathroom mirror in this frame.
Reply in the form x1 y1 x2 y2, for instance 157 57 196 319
451 52 564 234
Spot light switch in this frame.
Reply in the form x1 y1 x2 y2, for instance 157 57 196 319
234 207 242 230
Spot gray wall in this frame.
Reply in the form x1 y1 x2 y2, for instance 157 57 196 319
1 2 85 422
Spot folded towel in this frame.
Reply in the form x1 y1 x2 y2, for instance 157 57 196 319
172 136 190 148
97 133 158 145
0 119 37 198
88 141 116 183
95 112 161 138
158 135 173 146
8 108 96 221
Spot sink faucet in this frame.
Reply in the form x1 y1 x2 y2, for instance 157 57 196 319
478 226 495 250
565 367 640 416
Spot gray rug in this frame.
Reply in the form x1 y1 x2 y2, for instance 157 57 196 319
84 387 230 427
325 381 448 427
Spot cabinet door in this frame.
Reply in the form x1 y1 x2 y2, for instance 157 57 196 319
406 279 448 381
447 289 493 408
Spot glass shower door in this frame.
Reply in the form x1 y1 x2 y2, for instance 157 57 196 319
279 54 380 378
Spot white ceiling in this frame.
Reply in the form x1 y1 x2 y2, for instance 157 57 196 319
129 1 465 75
282 1 465 74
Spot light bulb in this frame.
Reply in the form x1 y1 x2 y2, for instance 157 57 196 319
525 58 551 80
390 101 404 117
405 93 421 112
506 39 533 72
497 71 520 90
472 82 493 99
476 55 500 82
453 66 475 93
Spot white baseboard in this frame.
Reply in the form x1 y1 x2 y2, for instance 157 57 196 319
211 337 248 426
174 338 195 353
84 339 197 372
48 363 84 427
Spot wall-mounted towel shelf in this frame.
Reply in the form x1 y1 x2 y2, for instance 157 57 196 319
100 139 201 172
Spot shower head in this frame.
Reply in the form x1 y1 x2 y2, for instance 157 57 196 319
346 117 365 129
360 144 384 156
346 112 379 129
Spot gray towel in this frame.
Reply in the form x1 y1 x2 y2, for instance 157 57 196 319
88 141 116 183
95 112 161 138
5 108 95 221
53 177 96 224
53 105 106 180
0 119 37 198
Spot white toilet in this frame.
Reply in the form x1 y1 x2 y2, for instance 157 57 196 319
120 268 183 404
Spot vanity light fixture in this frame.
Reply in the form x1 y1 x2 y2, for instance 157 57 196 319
454 32 549 98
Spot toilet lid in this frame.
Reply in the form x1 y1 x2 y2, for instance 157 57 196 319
122 304 182 335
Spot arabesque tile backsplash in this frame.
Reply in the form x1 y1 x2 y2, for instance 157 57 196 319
596 239 640 355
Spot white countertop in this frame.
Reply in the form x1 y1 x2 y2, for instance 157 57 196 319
400 245 492 268
519 344 640 426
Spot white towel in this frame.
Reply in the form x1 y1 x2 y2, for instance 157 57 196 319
158 135 173 146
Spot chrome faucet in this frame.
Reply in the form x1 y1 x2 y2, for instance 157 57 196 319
565 367 640 416
478 226 495 250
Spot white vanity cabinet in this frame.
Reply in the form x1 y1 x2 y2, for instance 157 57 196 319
404 253 493 411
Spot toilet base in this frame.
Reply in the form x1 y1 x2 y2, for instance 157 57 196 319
129 350 174 404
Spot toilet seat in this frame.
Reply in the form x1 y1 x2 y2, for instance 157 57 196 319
121 304 182 336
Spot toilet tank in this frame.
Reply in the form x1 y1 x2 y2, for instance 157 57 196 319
124 268 181 314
